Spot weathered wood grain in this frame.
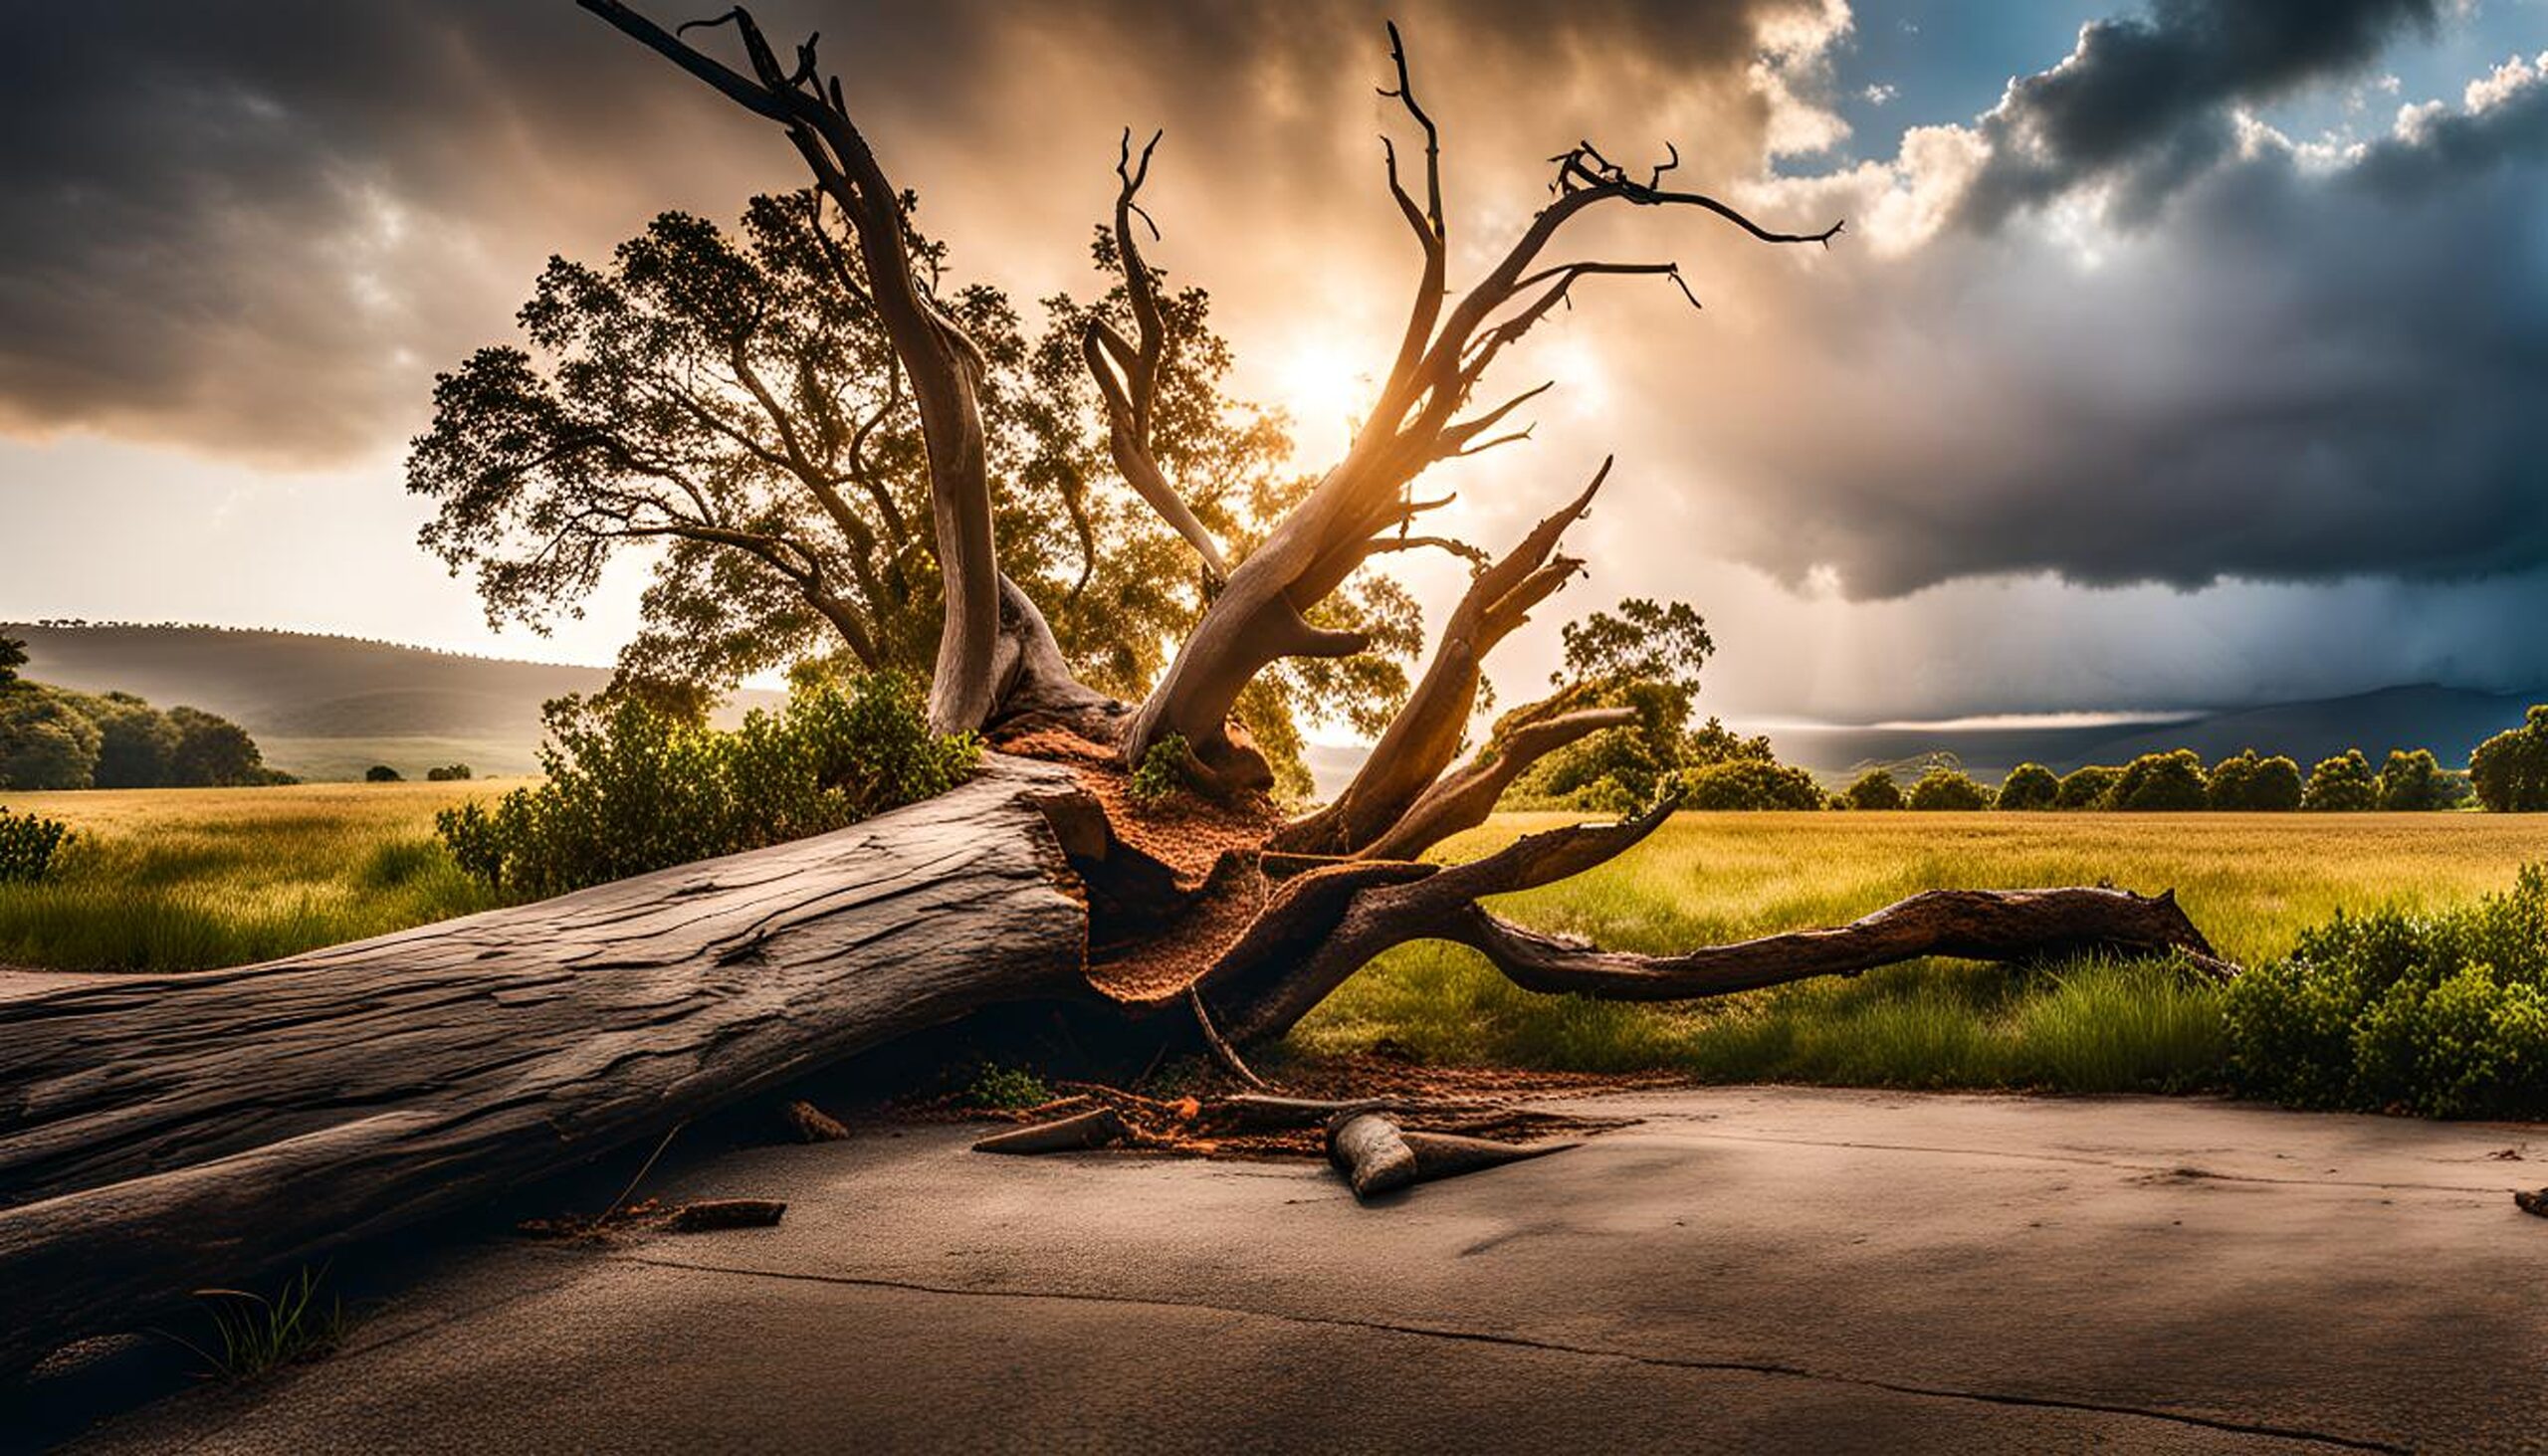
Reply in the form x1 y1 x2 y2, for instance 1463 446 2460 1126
0 755 1088 1373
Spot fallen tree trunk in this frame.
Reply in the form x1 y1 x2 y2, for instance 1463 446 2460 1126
0 756 1091 1375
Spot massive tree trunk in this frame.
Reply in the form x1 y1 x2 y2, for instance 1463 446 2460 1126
3 6 2232 1372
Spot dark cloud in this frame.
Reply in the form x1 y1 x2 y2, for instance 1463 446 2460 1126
1956 0 2439 227
1657 53 2548 599
0 0 1822 464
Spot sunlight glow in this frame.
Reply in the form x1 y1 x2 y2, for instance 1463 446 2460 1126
1266 339 1373 462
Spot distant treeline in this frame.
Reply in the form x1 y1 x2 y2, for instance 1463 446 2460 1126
1834 705 2548 812
0 634 283 790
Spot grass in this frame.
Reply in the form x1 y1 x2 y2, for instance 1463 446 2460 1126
158 1266 358 1380
0 782 499 971
9 785 2543 1100
1291 811 2548 1092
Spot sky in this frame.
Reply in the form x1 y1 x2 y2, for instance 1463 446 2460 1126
2 0 2544 729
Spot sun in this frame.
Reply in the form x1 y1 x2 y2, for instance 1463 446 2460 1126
1265 339 1376 461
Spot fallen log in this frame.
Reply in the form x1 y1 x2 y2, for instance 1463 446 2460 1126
1325 1110 1577 1200
970 1107 1129 1155
0 756 1092 1375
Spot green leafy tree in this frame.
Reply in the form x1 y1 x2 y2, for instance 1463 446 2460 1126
426 764 475 782
74 692 180 789
165 706 269 787
2109 749 2209 811
2376 747 2455 811
2208 748 2303 810
2470 706 2548 812
409 191 1408 794
1996 761 2058 810
2054 763 2121 809
1681 757 1825 810
1842 767 1904 811
1510 599 1716 810
2302 748 2379 811
365 765 404 783
1907 762 1993 810
0 634 26 691
0 692 102 790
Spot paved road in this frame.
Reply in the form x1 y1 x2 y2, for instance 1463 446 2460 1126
65 1089 2548 1453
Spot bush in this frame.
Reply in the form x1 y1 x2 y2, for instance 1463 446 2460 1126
2224 864 2548 1118
0 692 102 790
1679 757 1825 810
1128 731 1198 805
1996 762 2058 810
2302 749 2378 811
1840 767 1903 811
2054 763 2121 809
2469 706 2548 812
0 806 72 883
425 763 474 782
2109 749 2209 811
437 672 976 897
364 765 404 783
1907 764 1992 810
2208 749 2303 810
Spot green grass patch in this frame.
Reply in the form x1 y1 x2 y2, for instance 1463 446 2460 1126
0 783 498 971
1292 810 2545 1095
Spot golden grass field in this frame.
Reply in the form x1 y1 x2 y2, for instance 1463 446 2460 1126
7 785 2543 1091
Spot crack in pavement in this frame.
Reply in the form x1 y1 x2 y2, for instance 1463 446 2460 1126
594 1248 2407 1452
1631 1124 2516 1194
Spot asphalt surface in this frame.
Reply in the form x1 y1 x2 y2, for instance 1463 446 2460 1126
57 1088 2548 1453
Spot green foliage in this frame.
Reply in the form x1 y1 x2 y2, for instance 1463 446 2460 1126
0 691 101 790
2207 749 2304 810
161 1266 356 1381
2469 705 2548 812
0 807 72 883
2109 749 2209 811
364 764 403 783
409 191 1407 798
2376 747 2462 811
0 633 25 690
2225 865 2548 1117
2053 763 2120 809
2302 748 2379 811
1996 761 2058 810
1679 757 1825 811
964 1063 1056 1110
436 673 974 897
1907 762 1993 811
425 763 474 782
1128 731 1198 805
1511 602 1722 812
1841 767 1904 810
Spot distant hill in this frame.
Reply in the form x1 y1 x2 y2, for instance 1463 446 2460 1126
1752 685 2548 783
6 623 780 781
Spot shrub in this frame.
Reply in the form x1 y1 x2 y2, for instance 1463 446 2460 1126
1128 731 1198 805
436 672 975 897
2301 749 2378 811
2109 749 2209 811
1996 762 2058 811
0 806 73 883
965 1063 1055 1110
1840 767 1903 811
2208 749 2303 810
425 763 474 782
2054 763 2121 809
1680 757 1825 810
2469 706 2548 812
364 765 404 783
2224 864 2548 1118
1907 764 1992 810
